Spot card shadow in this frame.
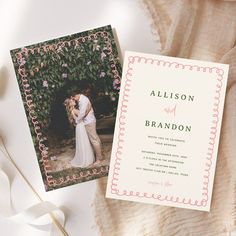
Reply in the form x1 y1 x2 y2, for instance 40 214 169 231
0 66 9 99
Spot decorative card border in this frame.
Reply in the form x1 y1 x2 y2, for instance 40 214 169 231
110 55 225 208
12 29 120 190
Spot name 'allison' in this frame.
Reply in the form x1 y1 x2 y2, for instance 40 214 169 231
145 120 191 132
150 90 194 102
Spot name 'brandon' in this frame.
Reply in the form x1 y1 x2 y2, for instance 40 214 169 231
145 120 191 132
150 90 194 102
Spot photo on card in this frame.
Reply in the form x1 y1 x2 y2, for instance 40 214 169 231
10 25 122 191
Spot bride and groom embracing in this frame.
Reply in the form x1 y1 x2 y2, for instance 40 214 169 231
64 92 103 168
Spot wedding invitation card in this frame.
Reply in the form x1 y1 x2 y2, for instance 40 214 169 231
106 51 229 211
10 25 122 191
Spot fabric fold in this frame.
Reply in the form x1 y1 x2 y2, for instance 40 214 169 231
93 1 236 235
0 156 65 236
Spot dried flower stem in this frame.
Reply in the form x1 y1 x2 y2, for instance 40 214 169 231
0 136 69 236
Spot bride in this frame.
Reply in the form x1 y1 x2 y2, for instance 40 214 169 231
64 98 95 168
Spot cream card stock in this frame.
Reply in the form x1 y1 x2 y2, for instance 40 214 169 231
106 51 229 211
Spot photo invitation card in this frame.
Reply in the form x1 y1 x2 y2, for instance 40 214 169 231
11 25 122 191
106 51 229 211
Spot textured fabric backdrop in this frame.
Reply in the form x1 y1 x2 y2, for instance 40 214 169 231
93 1 236 235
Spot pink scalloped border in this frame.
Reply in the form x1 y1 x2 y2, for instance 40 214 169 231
110 55 225 208
14 30 120 189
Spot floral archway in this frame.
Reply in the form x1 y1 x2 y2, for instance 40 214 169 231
11 26 121 190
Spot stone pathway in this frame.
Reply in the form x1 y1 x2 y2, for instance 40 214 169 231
48 134 113 172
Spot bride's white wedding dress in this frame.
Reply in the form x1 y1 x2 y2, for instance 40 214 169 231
71 121 95 168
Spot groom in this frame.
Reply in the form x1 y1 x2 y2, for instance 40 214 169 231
73 93 103 163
